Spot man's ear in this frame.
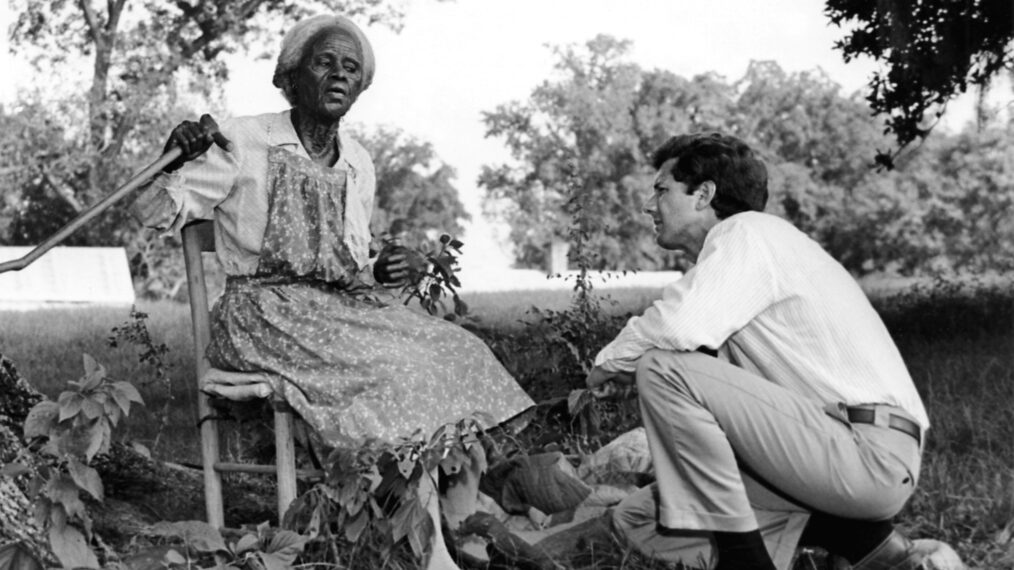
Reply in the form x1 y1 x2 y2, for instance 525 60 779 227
694 181 717 211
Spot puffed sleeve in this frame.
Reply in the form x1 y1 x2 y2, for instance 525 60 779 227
130 137 241 235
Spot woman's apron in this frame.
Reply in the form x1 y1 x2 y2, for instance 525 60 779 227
207 147 534 446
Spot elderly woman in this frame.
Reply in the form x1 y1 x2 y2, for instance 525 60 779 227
132 14 534 569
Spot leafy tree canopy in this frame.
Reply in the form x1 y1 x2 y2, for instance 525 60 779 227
826 0 1014 165
481 34 1014 276
352 124 471 248
480 36 888 271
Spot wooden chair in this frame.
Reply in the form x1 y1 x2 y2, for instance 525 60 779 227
182 220 321 528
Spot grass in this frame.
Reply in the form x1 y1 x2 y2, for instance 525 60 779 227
3 277 1014 567
460 285 663 332
0 286 661 462
0 302 199 457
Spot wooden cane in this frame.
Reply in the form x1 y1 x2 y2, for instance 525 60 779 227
0 115 231 275
0 148 181 275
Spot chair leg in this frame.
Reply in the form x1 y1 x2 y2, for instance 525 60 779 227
199 395 226 529
274 408 298 526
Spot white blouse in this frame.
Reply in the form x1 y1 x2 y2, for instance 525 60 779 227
131 110 377 275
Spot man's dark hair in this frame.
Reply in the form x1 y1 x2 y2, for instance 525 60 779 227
651 132 768 219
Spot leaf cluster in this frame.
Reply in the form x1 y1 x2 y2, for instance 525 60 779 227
356 124 472 243
147 520 308 570
389 233 472 324
9 354 145 569
480 37 892 272
826 0 1014 158
482 33 1014 277
107 307 177 453
283 415 492 566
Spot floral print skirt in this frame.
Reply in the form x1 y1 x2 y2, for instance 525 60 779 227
207 277 535 447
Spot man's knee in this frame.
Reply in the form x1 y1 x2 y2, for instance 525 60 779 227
635 349 705 394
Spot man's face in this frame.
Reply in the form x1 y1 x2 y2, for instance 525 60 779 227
293 29 365 121
645 158 711 255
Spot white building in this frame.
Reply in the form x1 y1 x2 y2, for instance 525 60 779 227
0 247 135 310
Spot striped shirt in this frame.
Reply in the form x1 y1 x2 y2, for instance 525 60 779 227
594 211 929 429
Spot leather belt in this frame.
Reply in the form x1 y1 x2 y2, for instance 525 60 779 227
846 405 921 446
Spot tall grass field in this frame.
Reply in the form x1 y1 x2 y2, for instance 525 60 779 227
2 277 1013 567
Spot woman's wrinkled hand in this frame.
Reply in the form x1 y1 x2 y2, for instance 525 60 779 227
373 247 411 286
163 114 234 172
373 244 428 286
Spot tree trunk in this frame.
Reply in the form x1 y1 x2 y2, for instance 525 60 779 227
0 356 51 562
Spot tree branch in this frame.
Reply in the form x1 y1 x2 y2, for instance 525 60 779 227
40 170 85 213
77 0 104 51
178 0 268 60
107 0 127 36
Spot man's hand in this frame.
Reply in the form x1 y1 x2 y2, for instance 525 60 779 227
586 365 634 399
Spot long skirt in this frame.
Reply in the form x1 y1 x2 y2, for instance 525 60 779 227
207 278 535 447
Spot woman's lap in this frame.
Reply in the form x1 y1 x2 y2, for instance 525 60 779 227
208 282 534 446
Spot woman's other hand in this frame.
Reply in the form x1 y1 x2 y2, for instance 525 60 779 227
373 247 411 286
373 245 427 286
163 114 234 172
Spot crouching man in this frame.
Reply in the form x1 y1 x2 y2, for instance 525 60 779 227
587 133 929 570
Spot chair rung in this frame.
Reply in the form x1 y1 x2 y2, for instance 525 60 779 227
213 462 325 480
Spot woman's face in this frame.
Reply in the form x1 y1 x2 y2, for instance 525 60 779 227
292 28 365 121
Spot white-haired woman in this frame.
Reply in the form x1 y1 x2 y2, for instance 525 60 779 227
132 14 534 569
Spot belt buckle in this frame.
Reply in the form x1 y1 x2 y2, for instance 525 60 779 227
870 405 892 429
876 405 922 446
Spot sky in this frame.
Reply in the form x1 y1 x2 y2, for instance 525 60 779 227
0 0 982 278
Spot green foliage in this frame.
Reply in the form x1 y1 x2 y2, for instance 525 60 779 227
482 34 1014 277
7 283 1014 566
480 35 666 271
488 165 642 448
354 125 472 244
0 542 45 570
284 416 491 567
801 124 1014 275
385 232 472 323
107 307 174 453
874 274 1014 341
16 354 144 569
826 0 1014 159
479 36 893 272
146 520 308 570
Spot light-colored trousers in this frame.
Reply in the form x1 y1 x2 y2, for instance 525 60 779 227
613 350 922 570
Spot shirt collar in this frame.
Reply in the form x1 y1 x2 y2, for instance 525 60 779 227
268 110 357 174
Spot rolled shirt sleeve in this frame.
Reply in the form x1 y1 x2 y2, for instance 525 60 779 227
131 137 241 236
594 217 781 373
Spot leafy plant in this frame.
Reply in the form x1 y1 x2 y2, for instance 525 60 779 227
285 415 492 567
387 233 472 323
0 542 45 570
15 354 144 569
108 306 174 452
146 520 308 570
516 166 637 442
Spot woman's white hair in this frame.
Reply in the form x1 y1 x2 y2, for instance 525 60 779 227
272 14 376 105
